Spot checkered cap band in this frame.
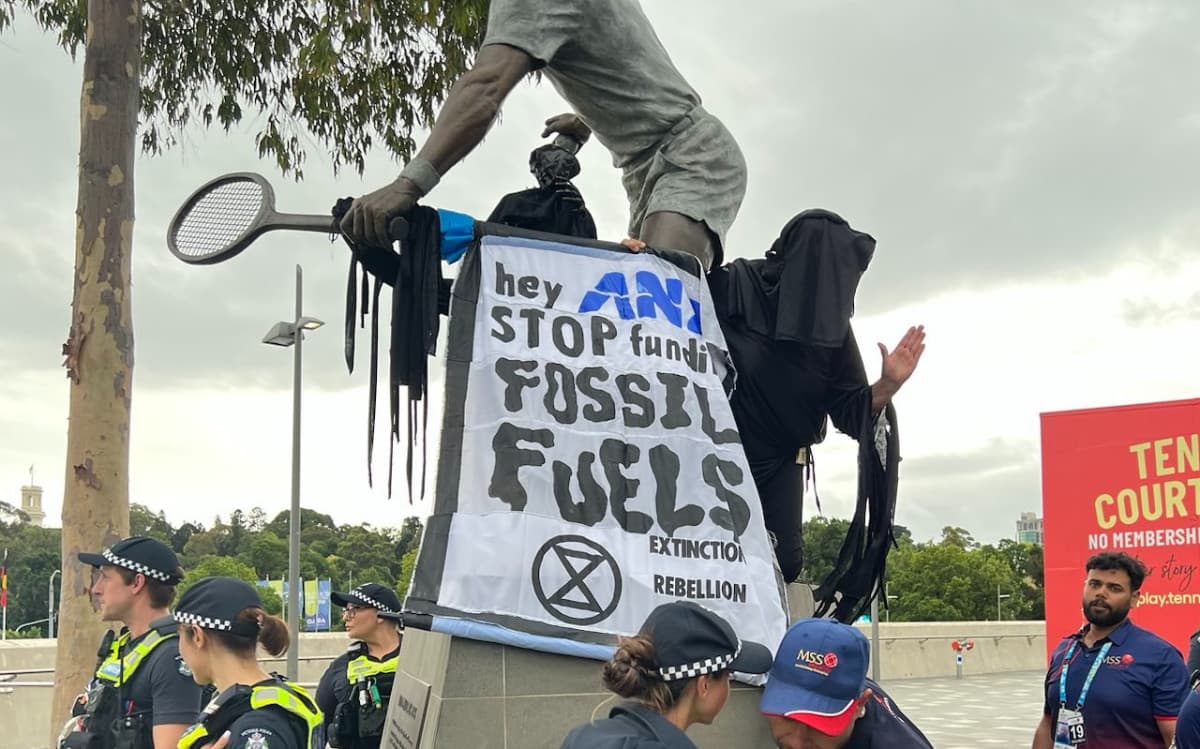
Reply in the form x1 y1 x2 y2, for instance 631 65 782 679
351 588 396 614
103 548 173 582
658 648 738 682
173 610 234 632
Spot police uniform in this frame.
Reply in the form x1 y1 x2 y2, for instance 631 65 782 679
61 537 205 749
561 601 774 749
316 584 404 749
1042 618 1189 748
173 577 323 749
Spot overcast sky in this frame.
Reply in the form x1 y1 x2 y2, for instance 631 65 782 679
2 2 1198 546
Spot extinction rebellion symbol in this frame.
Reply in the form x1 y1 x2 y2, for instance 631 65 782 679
532 535 622 625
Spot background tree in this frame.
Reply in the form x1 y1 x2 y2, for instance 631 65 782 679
797 517 913 587
0 3 487 733
178 555 284 615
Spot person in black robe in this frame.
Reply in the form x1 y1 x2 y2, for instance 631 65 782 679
704 209 925 595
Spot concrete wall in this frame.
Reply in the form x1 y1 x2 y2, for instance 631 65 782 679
852 620 1047 680
0 622 1049 749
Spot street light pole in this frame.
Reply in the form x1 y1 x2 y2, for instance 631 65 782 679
288 265 302 682
48 569 60 638
997 585 1012 621
262 265 324 682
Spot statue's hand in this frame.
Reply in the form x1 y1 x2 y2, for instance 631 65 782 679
340 179 421 248
542 112 592 144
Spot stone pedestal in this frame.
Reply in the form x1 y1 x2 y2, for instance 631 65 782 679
384 628 775 749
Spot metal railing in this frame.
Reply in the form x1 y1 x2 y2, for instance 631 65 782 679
0 655 336 690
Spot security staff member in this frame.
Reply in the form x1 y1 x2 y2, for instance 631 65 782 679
174 577 322 749
316 584 404 749
60 536 205 749
760 619 933 748
1033 552 1189 749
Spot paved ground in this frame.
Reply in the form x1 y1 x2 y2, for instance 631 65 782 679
882 670 1045 748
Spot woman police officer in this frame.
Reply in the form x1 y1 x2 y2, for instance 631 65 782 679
316 584 404 749
173 577 322 749
560 600 773 748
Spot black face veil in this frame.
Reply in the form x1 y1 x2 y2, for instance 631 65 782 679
722 208 875 348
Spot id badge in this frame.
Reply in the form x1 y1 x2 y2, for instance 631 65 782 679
1054 708 1085 747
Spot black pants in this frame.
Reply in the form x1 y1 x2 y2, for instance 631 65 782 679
757 458 805 583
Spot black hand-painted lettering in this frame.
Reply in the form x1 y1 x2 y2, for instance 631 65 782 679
552 316 585 358
702 454 750 540
656 373 691 430
590 316 618 356
490 306 515 343
600 439 652 534
494 358 540 413
616 373 654 428
489 422 554 511
544 362 579 424
649 444 702 536
552 452 608 526
518 307 545 348
577 367 616 423
693 384 740 444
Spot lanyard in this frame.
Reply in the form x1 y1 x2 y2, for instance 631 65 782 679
1059 640 1112 710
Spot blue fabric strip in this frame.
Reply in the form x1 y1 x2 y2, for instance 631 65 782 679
429 615 616 661
438 209 475 263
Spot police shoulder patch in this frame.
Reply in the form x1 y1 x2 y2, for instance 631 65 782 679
241 729 272 749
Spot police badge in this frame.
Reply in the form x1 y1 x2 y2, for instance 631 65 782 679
245 731 269 749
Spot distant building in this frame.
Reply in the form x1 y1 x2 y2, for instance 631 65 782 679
1016 512 1042 545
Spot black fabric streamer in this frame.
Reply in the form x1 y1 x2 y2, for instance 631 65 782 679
813 402 900 621
333 201 443 501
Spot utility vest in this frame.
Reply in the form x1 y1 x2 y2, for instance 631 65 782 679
328 644 399 748
60 622 178 749
178 679 322 749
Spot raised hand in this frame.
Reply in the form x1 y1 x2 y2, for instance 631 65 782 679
878 325 926 387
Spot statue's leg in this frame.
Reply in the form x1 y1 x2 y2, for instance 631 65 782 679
758 460 805 583
637 210 718 272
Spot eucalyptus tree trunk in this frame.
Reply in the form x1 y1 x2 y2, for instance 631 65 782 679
50 0 140 739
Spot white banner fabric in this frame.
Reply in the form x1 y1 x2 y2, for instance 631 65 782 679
435 234 786 657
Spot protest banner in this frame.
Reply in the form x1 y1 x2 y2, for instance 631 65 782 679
406 229 787 663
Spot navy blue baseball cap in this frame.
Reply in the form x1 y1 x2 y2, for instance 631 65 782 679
760 619 870 735
78 536 183 584
640 601 773 680
331 583 403 622
173 577 264 636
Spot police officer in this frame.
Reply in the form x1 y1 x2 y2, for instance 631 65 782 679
560 601 773 748
316 584 404 749
174 576 322 749
60 536 205 749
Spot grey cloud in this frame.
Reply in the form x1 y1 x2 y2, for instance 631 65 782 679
655 1 1200 311
1121 291 1200 327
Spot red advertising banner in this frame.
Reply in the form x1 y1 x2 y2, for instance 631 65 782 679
1041 397 1200 658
